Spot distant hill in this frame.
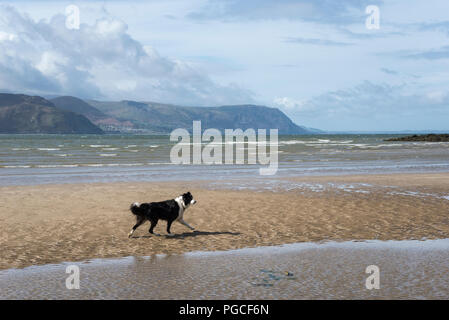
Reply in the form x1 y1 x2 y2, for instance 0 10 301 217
51 96 107 121
87 100 317 134
0 94 103 134
51 96 133 132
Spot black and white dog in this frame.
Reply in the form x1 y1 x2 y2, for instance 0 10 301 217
128 192 197 238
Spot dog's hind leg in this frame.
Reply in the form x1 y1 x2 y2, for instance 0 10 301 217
149 219 160 236
128 216 145 238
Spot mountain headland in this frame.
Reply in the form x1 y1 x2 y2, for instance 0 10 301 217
0 92 320 134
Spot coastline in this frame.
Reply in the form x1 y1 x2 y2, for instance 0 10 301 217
2 172 449 270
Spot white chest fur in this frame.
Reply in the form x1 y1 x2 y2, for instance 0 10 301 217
174 196 185 220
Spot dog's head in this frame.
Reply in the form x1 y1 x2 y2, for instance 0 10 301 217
182 191 197 207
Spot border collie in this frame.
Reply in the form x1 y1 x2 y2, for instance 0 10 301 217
128 192 197 237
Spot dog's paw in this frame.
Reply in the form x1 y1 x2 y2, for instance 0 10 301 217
166 233 175 237
128 231 134 238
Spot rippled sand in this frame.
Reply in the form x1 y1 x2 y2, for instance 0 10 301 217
2 240 449 299
1 173 449 270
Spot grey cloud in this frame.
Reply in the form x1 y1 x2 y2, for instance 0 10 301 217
338 27 405 39
403 46 449 60
377 45 449 61
283 37 353 46
380 68 398 75
417 20 449 35
276 81 449 118
188 0 383 25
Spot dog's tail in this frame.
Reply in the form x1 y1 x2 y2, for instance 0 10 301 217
130 202 145 217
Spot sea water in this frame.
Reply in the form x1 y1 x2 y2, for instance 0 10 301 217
1 134 449 186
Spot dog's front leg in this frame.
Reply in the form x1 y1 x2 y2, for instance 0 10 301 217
178 219 195 231
166 220 175 237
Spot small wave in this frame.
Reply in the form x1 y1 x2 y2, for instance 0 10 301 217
281 140 306 145
37 148 60 151
99 154 117 157
336 140 353 144
90 145 111 148
102 148 119 151
119 163 145 167
84 163 144 167
1 165 31 168
11 148 30 151
146 162 177 165
36 165 79 168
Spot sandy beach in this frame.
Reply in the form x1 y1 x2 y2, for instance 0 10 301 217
1 172 449 270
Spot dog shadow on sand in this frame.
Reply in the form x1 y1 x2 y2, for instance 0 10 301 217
131 230 241 239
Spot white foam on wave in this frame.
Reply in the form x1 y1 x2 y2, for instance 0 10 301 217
387 190 449 201
37 148 60 151
36 164 79 168
2 165 31 168
89 145 110 148
280 140 306 145
336 140 353 144
99 154 117 157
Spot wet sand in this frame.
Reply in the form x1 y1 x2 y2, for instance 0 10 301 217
2 240 449 299
1 172 449 270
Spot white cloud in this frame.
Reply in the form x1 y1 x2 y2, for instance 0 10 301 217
0 31 16 41
275 81 449 130
273 97 309 112
0 5 254 105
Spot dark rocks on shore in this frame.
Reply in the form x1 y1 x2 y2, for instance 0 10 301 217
385 134 449 142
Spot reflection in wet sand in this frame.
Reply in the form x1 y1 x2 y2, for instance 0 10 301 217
1 239 449 299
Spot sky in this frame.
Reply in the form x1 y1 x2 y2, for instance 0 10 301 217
0 0 448 131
